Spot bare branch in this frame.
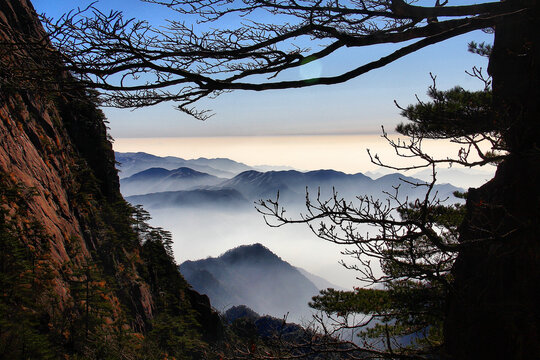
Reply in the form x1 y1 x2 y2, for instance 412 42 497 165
31 0 530 118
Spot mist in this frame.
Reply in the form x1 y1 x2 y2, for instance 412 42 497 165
180 243 325 324
145 205 365 290
119 151 467 322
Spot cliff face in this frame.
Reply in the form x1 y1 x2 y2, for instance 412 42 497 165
444 2 540 358
0 1 220 358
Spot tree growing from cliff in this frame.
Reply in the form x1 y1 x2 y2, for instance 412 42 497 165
257 77 487 357
37 0 540 358
0 173 58 359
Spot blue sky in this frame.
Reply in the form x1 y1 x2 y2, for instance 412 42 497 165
32 0 494 139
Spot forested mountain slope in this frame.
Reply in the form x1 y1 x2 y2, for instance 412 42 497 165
0 1 220 358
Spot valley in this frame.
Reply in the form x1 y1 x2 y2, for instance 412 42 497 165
117 151 465 319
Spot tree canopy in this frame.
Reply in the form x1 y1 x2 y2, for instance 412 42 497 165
41 0 529 119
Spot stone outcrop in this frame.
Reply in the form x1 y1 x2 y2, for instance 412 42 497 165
444 1 540 358
0 0 221 356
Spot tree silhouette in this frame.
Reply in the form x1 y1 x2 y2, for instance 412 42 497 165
40 1 527 119
33 0 540 358
255 78 472 356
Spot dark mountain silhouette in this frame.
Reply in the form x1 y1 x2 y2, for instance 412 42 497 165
120 166 225 196
126 188 249 209
222 305 359 358
179 244 321 322
116 152 294 179
124 165 462 211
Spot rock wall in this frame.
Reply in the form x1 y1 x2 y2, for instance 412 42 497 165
444 1 540 358
0 0 152 318
0 0 221 357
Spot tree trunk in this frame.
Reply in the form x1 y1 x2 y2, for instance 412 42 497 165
444 1 540 359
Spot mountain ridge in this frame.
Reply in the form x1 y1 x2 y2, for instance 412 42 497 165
120 166 225 196
126 188 249 209
179 243 321 321
124 164 463 209
115 151 294 178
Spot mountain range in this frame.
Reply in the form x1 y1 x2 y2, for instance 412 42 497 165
120 166 225 196
179 243 329 322
127 188 249 209
120 151 464 292
116 152 294 178
124 166 462 210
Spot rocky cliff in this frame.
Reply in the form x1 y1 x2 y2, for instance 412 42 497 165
0 1 220 358
444 2 540 358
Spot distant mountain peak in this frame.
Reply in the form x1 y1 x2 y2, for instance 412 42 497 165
220 243 283 266
179 243 321 321
307 169 344 175
223 242 267 253
122 166 217 183
236 170 264 178
129 167 171 177
169 166 210 176
116 151 288 179
196 156 236 161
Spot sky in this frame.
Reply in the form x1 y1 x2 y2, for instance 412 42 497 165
32 0 494 139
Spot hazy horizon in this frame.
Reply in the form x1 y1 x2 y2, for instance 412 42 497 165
114 134 497 178
143 206 367 290
116 140 496 289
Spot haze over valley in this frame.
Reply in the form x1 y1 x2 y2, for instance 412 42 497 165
118 151 465 305
180 243 328 323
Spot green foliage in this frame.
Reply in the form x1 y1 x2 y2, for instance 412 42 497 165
230 317 259 341
0 44 212 357
140 227 207 358
147 311 204 359
309 200 465 355
54 89 120 199
396 86 494 139
65 148 211 359
132 204 152 237
1 163 210 359
468 41 492 57
311 283 446 352
64 261 116 352
223 305 260 324
0 173 59 359
310 288 389 316
73 198 210 359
